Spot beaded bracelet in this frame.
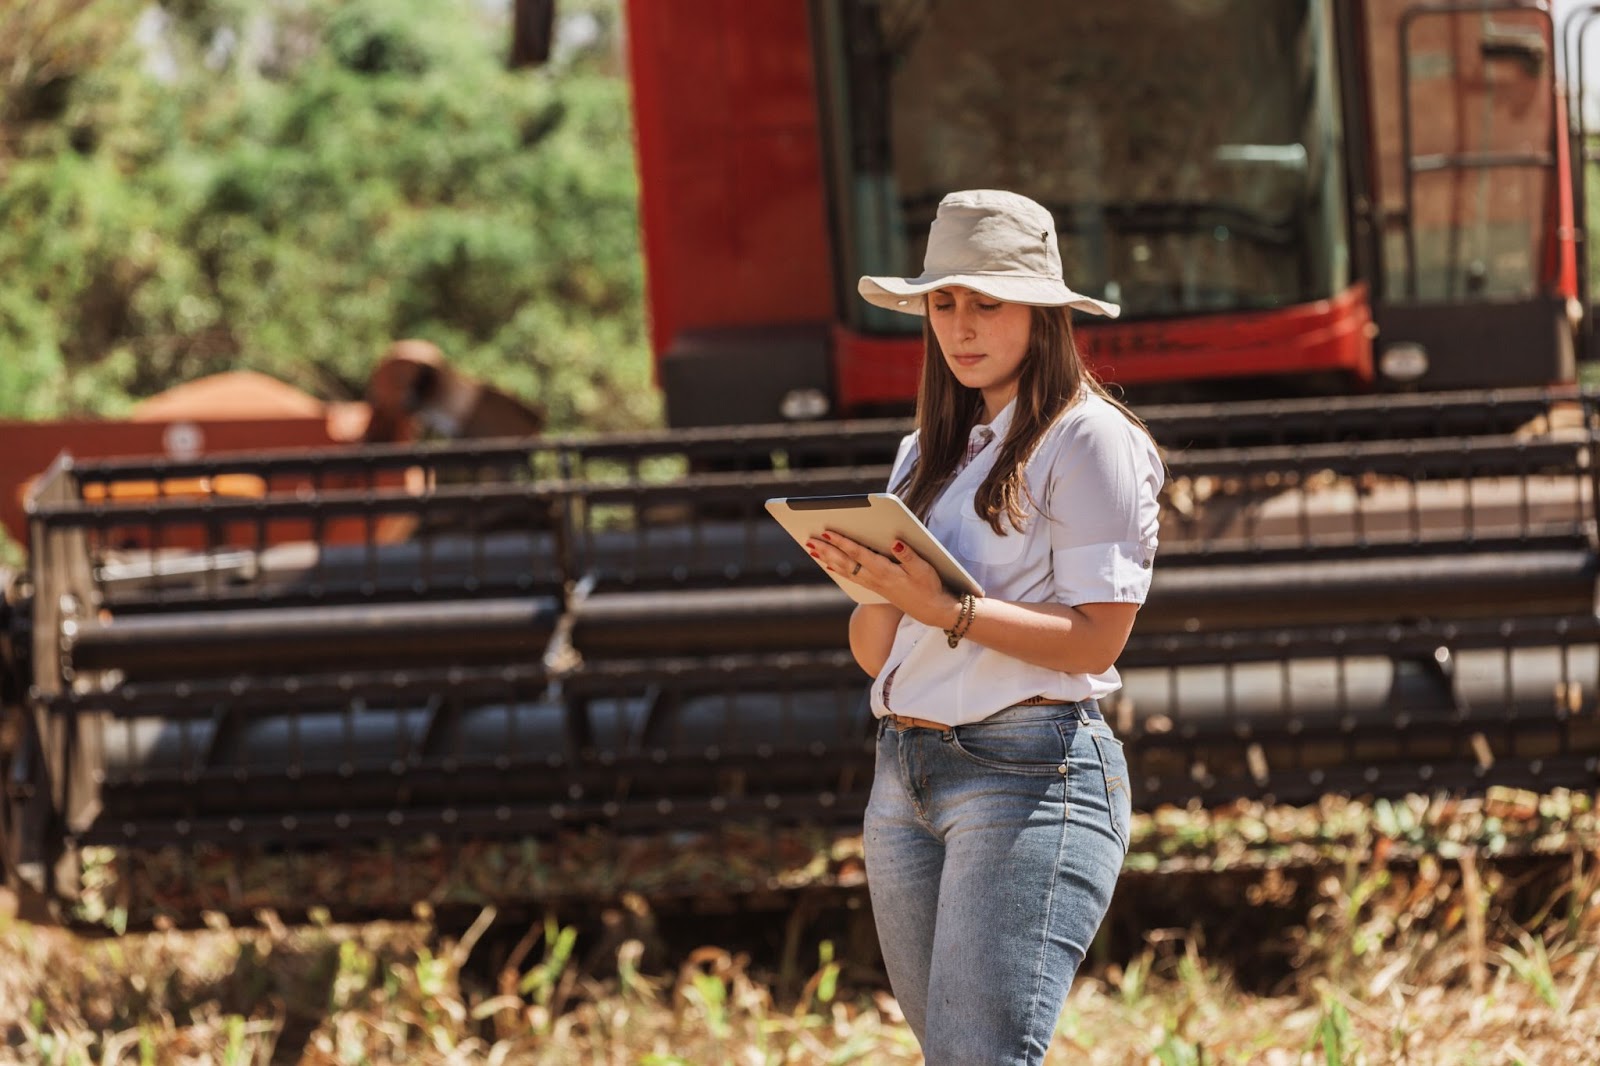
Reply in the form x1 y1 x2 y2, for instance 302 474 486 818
953 593 978 643
944 592 977 648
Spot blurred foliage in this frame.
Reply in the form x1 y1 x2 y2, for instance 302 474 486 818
0 0 657 432
9 817 1600 1063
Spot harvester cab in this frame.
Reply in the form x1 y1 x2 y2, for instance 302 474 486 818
3 0 1600 926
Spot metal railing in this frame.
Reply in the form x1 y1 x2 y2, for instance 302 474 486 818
7 386 1600 911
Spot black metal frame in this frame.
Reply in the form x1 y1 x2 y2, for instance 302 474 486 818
5 386 1600 912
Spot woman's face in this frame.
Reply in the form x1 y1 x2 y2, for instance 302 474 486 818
926 286 1032 416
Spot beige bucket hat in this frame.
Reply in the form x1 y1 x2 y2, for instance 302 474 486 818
858 189 1120 318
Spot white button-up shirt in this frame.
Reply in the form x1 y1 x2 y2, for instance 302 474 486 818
871 389 1164 725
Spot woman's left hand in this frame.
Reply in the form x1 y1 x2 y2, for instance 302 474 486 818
806 531 958 629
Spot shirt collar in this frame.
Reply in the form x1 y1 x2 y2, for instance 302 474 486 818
970 396 1017 445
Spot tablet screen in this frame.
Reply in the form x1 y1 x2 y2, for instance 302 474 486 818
765 493 984 604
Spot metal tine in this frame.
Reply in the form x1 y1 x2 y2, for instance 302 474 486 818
577 486 604 586
391 685 410 788
395 827 411 910
1295 457 1313 548
254 506 269 604
120 714 142 796
781 662 800 754
505 672 524 781
663 673 691 760
1556 638 1574 741
444 689 464 827
362 491 379 599
310 463 326 595
1238 464 1262 550
469 474 486 594
204 472 221 603
343 694 361 807
1333 631 1353 764
1276 652 1296 786
418 495 434 595
632 483 649 582
1502 622 1518 724
1518 444 1532 544
151 476 167 607
726 669 742 752
688 480 710 583
1408 468 1422 544
288 691 305 807
501 672 520 800
742 484 761 580
1210 648 1238 753
1163 643 1180 747
1462 444 1476 542
282 827 301 921
1352 450 1369 546
1581 418 1595 521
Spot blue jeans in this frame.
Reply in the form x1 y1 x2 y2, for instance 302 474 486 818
864 700 1132 1065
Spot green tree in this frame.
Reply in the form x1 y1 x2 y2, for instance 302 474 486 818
0 0 656 431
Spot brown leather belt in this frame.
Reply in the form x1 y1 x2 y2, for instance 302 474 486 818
884 695 1070 732
885 713 952 732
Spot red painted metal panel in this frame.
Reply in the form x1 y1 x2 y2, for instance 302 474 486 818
0 418 340 547
623 0 694 365
623 0 832 385
727 127 833 323
831 286 1376 412
1082 285 1376 386
1547 92 1579 300
829 325 922 413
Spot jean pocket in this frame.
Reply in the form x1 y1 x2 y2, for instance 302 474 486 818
1091 724 1125 749
947 718 1067 775
1088 729 1133 854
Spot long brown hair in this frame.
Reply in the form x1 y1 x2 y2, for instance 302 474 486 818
896 304 1147 534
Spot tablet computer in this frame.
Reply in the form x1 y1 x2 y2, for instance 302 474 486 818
764 492 984 605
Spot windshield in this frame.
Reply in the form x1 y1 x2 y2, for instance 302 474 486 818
818 0 1351 331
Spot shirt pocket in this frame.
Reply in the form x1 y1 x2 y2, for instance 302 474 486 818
958 510 1027 565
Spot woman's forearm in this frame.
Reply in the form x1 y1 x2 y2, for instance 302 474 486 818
957 598 1139 675
849 603 904 676
851 591 1135 679
817 534 1136 677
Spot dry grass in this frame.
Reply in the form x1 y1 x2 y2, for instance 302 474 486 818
3 794 1599 1065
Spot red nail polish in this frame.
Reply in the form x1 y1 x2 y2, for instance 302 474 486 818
820 533 832 541
893 541 905 553
809 551 820 558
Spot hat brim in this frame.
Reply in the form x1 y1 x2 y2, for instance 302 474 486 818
858 273 1121 318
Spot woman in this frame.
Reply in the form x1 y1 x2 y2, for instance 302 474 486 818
805 189 1163 1065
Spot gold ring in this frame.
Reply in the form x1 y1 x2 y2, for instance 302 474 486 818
851 561 862 576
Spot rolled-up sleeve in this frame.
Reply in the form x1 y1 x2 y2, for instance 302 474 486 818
1046 418 1163 605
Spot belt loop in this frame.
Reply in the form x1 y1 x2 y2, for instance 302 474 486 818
877 715 888 739
1075 702 1091 725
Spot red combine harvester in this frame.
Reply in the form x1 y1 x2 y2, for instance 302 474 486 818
2 0 1599 925
634 0 1579 424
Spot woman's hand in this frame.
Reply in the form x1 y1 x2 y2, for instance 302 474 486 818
813 531 1137 675
806 531 960 630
